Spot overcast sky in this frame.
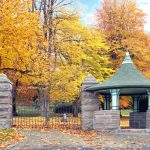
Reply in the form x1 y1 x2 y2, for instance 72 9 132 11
78 0 150 32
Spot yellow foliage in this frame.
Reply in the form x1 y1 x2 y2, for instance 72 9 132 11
0 0 112 102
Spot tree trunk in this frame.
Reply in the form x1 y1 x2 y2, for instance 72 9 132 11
39 88 49 117
73 103 78 117
12 80 19 116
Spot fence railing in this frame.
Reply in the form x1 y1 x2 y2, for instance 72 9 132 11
13 103 81 129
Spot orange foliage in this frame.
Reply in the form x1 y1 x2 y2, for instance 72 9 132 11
96 0 150 78
17 86 36 102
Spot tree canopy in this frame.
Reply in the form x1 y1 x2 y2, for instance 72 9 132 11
2 0 150 104
96 0 150 77
0 0 112 102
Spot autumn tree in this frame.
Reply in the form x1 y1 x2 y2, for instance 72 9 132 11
48 16 112 102
96 0 150 74
0 0 50 114
0 0 113 117
30 0 112 104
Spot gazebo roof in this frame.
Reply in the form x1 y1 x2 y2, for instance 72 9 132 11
86 52 150 96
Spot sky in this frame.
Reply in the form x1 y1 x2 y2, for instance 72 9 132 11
78 0 150 32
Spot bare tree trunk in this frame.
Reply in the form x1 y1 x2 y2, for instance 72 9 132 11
12 80 19 116
73 101 78 117
39 88 49 118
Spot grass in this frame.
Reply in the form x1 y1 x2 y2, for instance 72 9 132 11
16 107 40 115
120 109 133 117
0 128 23 148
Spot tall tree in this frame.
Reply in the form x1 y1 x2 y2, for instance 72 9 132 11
96 0 150 75
30 0 113 102
0 0 50 114
0 0 112 109
41 14 113 102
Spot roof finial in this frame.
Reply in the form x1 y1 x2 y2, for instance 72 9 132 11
122 52 132 64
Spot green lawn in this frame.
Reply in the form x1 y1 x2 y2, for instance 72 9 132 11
0 129 17 145
16 107 40 115
120 109 133 117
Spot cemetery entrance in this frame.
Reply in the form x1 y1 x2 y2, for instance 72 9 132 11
83 52 150 131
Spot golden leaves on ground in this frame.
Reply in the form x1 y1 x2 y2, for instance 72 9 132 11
0 129 24 148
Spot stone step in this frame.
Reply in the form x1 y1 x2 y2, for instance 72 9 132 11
104 129 150 134
117 129 150 134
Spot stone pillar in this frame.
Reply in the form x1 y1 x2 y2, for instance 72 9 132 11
110 89 120 110
146 111 150 129
104 95 110 110
130 112 146 129
0 74 12 129
93 110 120 131
81 75 100 130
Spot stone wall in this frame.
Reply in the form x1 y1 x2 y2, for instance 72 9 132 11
81 75 100 130
93 110 120 131
146 110 150 129
0 74 12 129
130 112 146 129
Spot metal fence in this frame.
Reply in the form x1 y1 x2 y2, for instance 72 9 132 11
12 86 81 129
13 102 81 129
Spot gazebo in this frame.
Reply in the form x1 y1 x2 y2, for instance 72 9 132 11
81 52 150 131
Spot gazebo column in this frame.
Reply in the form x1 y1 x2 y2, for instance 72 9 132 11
146 90 150 129
104 95 110 110
133 96 140 112
110 89 120 110
147 90 150 110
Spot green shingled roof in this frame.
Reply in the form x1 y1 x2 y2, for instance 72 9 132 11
86 52 150 96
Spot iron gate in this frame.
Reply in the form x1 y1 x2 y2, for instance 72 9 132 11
12 86 81 129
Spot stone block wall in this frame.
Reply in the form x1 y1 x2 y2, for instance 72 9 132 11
146 110 150 129
93 110 120 131
0 74 12 129
81 75 100 130
81 92 99 130
130 112 146 129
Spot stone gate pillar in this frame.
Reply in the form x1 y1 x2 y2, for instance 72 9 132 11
80 75 100 130
0 74 12 129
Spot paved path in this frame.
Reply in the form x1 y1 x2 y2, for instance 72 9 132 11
5 130 90 150
4 130 150 150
